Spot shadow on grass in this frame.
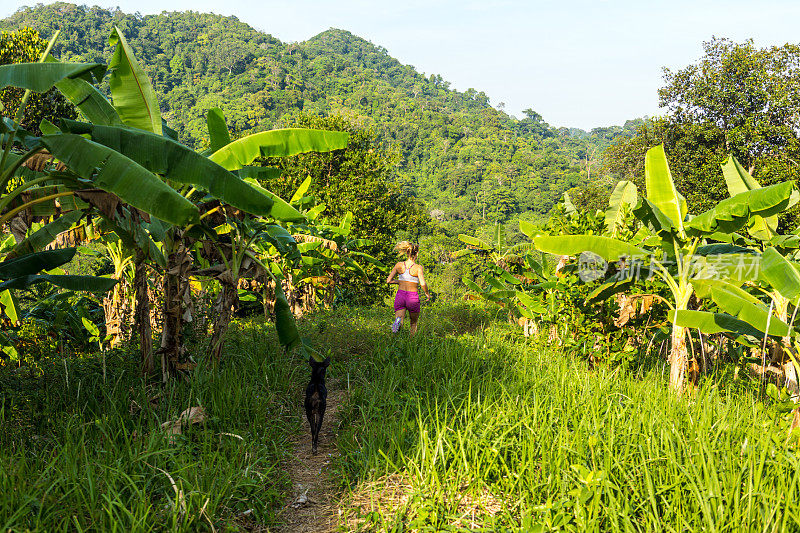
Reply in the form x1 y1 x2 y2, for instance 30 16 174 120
0 319 303 531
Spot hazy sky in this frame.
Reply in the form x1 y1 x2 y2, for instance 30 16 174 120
3 0 800 129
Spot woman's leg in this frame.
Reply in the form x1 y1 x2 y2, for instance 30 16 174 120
408 311 420 335
393 308 406 333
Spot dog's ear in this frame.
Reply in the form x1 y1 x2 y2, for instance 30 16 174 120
323 356 331 367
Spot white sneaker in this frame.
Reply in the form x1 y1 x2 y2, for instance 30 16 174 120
391 317 403 333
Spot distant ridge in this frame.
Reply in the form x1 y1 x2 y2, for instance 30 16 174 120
1 3 638 222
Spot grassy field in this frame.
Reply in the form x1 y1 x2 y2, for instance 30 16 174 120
0 321 302 531
313 305 800 532
1 302 799 531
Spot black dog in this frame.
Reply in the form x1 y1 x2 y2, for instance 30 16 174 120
304 356 330 454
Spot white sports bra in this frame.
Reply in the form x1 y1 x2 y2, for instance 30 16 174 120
398 261 419 283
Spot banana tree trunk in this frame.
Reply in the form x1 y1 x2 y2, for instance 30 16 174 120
669 324 688 392
158 232 194 381
134 255 153 375
102 277 131 348
210 280 238 362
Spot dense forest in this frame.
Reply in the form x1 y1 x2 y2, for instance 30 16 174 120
0 2 641 232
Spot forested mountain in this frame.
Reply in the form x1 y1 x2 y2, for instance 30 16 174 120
1 3 638 229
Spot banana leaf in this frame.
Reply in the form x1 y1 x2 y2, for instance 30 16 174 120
57 121 276 218
534 235 646 262
633 198 680 240
339 212 353 235
494 222 506 250
262 225 298 259
710 285 789 336
644 145 687 234
484 290 516 302
484 273 507 291
516 291 547 314
243 178 304 222
297 241 323 254
306 204 326 220
462 277 483 294
458 234 491 250
162 121 179 141
38 133 199 226
101 210 166 268
519 219 537 239
340 256 367 278
0 274 117 292
605 180 637 235
694 244 757 256
290 176 312 204
237 166 281 181
349 251 384 268
721 155 777 240
562 192 577 217
671 309 771 341
209 129 350 170
0 62 105 92
10 211 83 258
53 71 123 126
108 26 162 134
0 248 75 279
274 282 300 351
760 246 800 301
38 118 59 135
0 289 20 323
452 249 475 259
206 108 231 152
689 254 761 283
693 278 755 301
300 256 324 267
585 279 633 304
769 234 800 250
494 268 522 285
685 181 795 237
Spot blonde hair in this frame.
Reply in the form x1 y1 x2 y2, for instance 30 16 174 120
394 241 419 259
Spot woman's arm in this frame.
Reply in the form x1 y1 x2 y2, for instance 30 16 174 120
386 263 399 285
417 266 431 298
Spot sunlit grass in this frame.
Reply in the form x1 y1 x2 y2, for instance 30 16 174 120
327 307 800 532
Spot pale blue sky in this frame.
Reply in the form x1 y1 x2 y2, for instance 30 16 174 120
3 0 800 129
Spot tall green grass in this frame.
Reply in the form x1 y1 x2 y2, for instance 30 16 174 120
4 301 798 531
328 307 800 532
0 318 301 532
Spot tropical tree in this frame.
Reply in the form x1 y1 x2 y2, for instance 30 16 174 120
532 145 796 391
1 27 348 379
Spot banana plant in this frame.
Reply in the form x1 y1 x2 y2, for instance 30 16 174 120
0 247 118 359
674 158 800 367
200 215 300 362
532 145 796 392
604 180 638 238
454 222 533 271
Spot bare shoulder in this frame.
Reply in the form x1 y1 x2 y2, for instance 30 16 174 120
412 263 424 275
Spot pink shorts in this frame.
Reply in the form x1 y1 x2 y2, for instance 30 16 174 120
394 289 420 313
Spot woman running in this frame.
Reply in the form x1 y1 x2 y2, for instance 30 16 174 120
386 241 432 335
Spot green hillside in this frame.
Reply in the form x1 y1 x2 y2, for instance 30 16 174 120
1 3 638 228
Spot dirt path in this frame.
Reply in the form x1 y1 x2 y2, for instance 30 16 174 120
274 381 346 533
